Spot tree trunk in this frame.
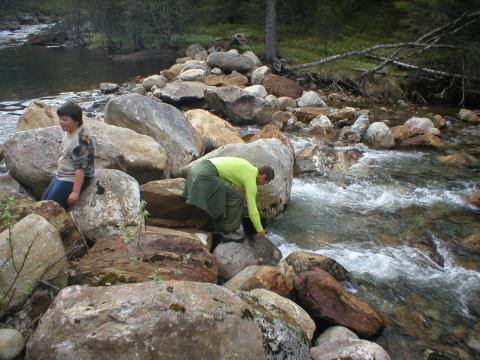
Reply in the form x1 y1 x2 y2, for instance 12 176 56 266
131 0 144 51
265 0 278 64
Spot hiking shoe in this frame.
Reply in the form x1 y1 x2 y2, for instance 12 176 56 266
220 227 245 242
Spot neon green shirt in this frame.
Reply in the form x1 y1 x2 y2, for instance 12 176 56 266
209 157 264 232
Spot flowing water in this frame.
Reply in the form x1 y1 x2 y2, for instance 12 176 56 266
1 24 480 360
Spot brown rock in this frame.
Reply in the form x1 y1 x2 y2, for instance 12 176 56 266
0 199 85 259
433 115 446 129
399 133 444 148
390 125 425 142
224 264 294 297
328 107 357 122
459 109 479 123
140 178 209 229
203 71 248 87
464 192 480 207
285 251 350 281
271 111 296 129
73 231 218 285
294 107 331 124
145 226 212 251
293 269 385 338
160 63 183 81
435 152 478 167
249 123 293 150
308 125 336 141
16 102 58 131
262 74 303 100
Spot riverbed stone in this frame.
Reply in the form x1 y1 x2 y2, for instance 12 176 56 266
0 214 68 310
104 93 203 170
461 233 480 254
26 282 270 360
278 97 296 110
285 251 351 281
73 231 217 285
404 117 440 135
251 66 271 85
203 72 248 87
271 111 296 129
185 109 244 152
339 115 369 143
242 51 262 68
16 102 59 131
433 114 447 129
156 80 213 105
206 51 254 73
294 107 331 124
0 175 32 201
213 237 282 281
329 107 357 122
69 169 143 243
250 288 316 341
249 123 293 150
243 85 268 98
459 108 478 123
140 178 209 229
161 63 183 81
263 74 303 100
308 115 336 140
0 328 25 360
179 69 206 81
141 74 168 91
464 192 480 207
99 82 120 94
310 338 390 360
363 122 395 149
297 91 327 108
130 84 146 95
398 133 444 148
293 269 385 338
315 325 359 346
183 139 293 218
390 124 423 141
294 145 328 174
224 264 294 297
180 60 209 73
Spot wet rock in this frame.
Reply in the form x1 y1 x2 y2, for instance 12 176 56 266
140 178 209 229
185 109 244 152
433 115 447 129
224 264 294 297
0 328 25 360
141 74 168 91
251 288 316 341
459 108 478 123
338 115 369 143
104 93 203 170
0 214 68 310
185 43 206 58
184 139 294 218
206 51 254 73
310 338 390 360
464 192 480 207
294 107 331 124
203 71 249 87
390 124 424 142
26 282 269 360
262 74 303 100
461 233 480 254
69 169 143 243
285 251 351 281
293 269 385 338
399 133 444 148
307 115 336 141
435 152 479 167
156 80 213 105
404 117 440 135
213 237 282 281
315 325 359 346
251 66 271 85
467 289 480 317
467 334 480 355
0 199 85 259
249 123 293 150
99 82 120 94
73 231 217 285
243 85 268 98
179 69 206 81
363 122 395 149
294 145 328 174
271 111 296 129
278 97 296 110
328 107 357 122
297 91 327 108
5 120 169 196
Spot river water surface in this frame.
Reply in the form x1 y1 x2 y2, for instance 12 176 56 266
1 24 479 360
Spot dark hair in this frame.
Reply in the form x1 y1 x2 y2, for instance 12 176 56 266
57 103 83 126
258 166 275 182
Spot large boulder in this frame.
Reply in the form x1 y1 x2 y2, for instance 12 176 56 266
73 231 218 285
293 269 385 338
338 115 369 143
250 288 316 341
310 339 390 360
262 74 303 100
104 93 203 170
459 108 478 123
285 251 351 281
205 87 275 125
155 81 213 105
141 74 168 91
389 124 425 142
297 91 327 108
16 102 58 131
0 214 68 310
206 51 254 73
4 121 169 196
213 237 282 281
26 281 308 359
251 66 271 85
404 117 440 135
307 115 336 141
398 133 444 148
249 123 293 151
363 122 395 149
183 139 294 218
179 69 206 82
69 169 143 243
315 325 359 346
185 109 244 152
243 85 268 98
0 329 25 360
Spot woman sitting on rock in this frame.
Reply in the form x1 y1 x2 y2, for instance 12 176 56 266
42 103 94 209
182 157 274 242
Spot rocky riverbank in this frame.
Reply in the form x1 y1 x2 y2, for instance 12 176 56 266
0 44 479 359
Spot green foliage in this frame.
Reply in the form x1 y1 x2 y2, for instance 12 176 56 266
129 256 141 265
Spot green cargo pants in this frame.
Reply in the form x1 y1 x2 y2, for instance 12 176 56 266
213 181 245 232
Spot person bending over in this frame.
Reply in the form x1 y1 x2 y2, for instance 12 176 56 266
42 103 94 209
182 156 274 241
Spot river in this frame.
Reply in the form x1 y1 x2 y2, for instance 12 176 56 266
1 24 479 360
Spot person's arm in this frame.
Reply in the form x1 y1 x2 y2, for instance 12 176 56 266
244 182 265 235
68 168 85 206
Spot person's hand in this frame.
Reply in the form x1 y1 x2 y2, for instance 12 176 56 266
67 192 79 206
256 231 266 239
